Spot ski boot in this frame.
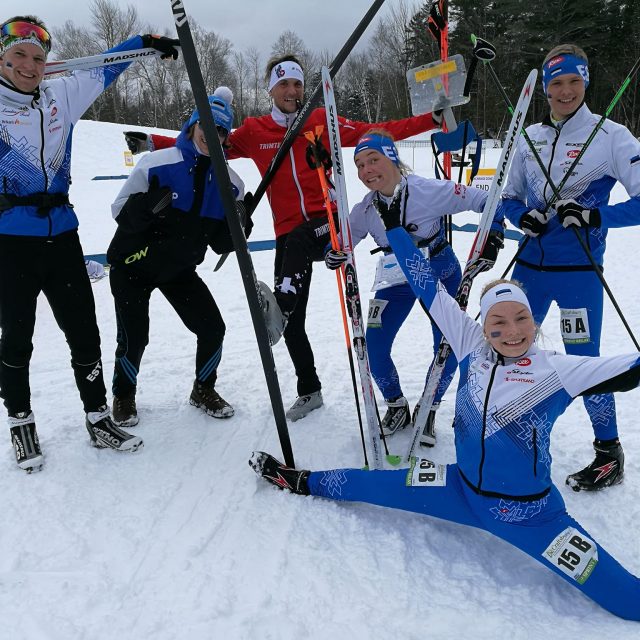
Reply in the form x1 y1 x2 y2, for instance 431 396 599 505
566 439 624 492
286 390 323 421
9 411 44 473
249 451 310 495
86 406 143 452
381 396 410 436
112 392 139 427
190 381 234 418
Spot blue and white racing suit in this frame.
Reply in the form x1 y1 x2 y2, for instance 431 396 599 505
307 227 640 620
498 103 640 441
349 174 487 404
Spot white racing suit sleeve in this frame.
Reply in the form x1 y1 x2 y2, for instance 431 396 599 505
385 226 485 361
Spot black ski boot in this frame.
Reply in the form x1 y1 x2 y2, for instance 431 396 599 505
566 439 624 492
381 396 411 436
190 381 234 418
86 406 143 452
249 451 310 495
112 392 139 427
9 411 44 473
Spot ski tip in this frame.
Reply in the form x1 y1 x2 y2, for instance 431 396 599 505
470 34 477 44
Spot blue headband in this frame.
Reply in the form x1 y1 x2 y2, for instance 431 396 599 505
542 53 589 94
354 134 400 166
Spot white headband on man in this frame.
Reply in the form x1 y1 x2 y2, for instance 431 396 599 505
268 60 304 92
480 282 531 325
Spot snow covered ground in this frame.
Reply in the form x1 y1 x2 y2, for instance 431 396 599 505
1 119 639 639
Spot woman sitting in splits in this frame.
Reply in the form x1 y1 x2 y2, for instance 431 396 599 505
250 192 640 620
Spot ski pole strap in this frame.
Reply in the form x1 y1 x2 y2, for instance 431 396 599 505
430 120 482 183
0 192 70 215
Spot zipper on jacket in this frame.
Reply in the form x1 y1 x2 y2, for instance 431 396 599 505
537 127 561 267
288 146 308 222
477 359 500 491
37 106 54 238
532 427 538 476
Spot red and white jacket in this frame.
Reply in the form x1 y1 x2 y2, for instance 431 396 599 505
150 107 436 237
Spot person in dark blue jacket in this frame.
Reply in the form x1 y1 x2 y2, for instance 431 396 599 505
0 14 178 472
108 96 252 428
249 194 640 621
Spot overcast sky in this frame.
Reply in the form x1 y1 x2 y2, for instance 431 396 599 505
20 1 411 59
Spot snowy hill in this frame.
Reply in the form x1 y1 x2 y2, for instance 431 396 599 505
1 118 639 639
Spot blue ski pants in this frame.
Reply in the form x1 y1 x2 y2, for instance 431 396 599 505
512 264 618 441
308 464 640 620
366 243 461 403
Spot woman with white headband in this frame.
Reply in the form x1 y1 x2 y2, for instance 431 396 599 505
132 55 442 422
249 205 640 620
322 128 502 443
499 44 640 492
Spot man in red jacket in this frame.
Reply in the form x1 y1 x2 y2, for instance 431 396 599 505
125 56 440 421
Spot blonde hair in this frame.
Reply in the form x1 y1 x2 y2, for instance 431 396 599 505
480 278 526 298
543 44 588 65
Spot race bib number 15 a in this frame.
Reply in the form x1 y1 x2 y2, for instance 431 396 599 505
542 527 598 584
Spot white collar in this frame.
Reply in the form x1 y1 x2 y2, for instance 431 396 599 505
270 104 298 129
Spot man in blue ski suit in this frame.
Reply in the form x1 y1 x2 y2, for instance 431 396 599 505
498 44 640 491
0 14 178 471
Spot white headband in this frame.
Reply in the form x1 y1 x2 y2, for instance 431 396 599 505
480 282 531 325
268 61 304 92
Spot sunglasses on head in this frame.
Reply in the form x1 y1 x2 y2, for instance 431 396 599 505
1 20 52 54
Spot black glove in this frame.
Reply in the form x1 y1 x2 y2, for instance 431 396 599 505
374 189 403 231
236 192 254 237
141 34 180 60
124 131 150 155
479 227 504 263
519 209 547 237
324 249 348 270
556 198 601 229
140 175 172 218
305 136 332 171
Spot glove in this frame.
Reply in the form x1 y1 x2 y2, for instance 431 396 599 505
236 192 254 237
124 131 150 155
519 209 547 237
432 109 443 126
140 175 172 218
374 188 403 231
305 136 332 171
141 34 180 60
556 198 601 229
324 249 348 270
479 227 504 263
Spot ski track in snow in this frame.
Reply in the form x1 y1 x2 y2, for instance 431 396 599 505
1 120 639 639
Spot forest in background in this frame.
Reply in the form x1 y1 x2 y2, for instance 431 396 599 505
52 0 640 137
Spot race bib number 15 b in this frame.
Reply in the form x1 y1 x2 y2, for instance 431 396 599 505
406 457 447 487
542 527 598 584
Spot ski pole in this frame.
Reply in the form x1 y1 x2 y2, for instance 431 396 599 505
170 0 295 467
44 47 162 75
304 129 377 467
473 36 640 350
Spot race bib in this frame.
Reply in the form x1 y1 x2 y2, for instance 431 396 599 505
542 527 598 584
406 457 447 487
560 308 591 344
367 298 389 329
371 247 429 292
